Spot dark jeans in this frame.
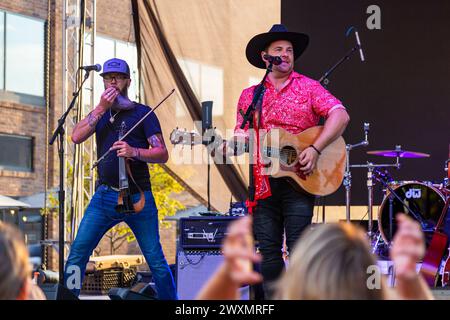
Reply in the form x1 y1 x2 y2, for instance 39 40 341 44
253 177 315 299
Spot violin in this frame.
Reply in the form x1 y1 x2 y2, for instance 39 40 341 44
115 121 145 214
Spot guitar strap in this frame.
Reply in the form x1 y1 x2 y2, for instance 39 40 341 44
246 84 272 214
255 83 265 128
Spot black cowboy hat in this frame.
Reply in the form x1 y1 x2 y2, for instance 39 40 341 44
246 24 309 69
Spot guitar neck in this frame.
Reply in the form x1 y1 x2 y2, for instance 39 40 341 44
118 121 129 190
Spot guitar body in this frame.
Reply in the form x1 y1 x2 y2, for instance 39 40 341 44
442 250 450 287
420 230 448 287
265 126 346 196
421 192 450 287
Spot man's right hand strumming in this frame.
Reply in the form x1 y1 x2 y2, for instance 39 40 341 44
71 87 120 144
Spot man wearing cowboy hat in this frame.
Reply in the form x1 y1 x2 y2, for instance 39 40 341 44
234 24 350 298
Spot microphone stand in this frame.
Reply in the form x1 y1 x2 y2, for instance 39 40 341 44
317 42 362 220
201 128 216 215
49 70 90 285
318 44 362 88
239 61 274 212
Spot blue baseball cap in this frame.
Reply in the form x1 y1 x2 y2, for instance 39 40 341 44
100 58 130 78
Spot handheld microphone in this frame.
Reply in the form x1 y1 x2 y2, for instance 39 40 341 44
354 31 365 62
263 54 282 66
79 64 102 72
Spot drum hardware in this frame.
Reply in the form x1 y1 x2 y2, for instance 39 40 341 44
374 170 430 232
365 146 450 286
444 157 449 189
344 122 370 223
371 231 387 256
359 145 431 239
349 162 401 238
371 231 381 254
350 162 400 237
367 146 430 159
343 122 406 239
377 180 447 246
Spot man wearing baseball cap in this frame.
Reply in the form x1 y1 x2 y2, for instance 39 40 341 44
65 58 177 300
233 24 350 299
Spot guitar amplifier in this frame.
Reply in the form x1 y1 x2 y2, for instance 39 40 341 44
179 216 239 249
176 249 249 300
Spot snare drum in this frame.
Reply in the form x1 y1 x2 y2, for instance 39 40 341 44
378 181 447 244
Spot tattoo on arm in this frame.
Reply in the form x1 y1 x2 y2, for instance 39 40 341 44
149 135 163 148
87 111 100 128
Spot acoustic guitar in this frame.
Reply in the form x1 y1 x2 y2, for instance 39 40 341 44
170 125 346 196
439 150 450 287
420 147 450 287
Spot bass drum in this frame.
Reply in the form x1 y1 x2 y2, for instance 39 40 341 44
378 181 446 244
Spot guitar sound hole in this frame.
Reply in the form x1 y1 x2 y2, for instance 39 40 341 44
279 145 297 166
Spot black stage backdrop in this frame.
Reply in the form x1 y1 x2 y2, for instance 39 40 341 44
282 0 450 206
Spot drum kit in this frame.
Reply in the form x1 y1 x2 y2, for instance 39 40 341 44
344 123 450 269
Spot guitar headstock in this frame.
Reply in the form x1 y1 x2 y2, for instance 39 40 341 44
169 128 224 151
169 128 202 146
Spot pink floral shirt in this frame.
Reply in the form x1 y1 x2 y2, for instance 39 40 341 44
234 71 346 209
234 71 345 134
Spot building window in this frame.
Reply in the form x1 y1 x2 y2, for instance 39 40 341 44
176 58 224 117
0 133 33 172
0 11 45 106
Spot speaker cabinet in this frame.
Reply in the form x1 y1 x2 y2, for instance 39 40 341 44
176 250 249 300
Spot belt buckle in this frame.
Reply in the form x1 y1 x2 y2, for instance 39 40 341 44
103 184 119 192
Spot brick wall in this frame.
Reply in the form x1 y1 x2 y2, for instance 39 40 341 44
0 103 47 196
96 0 135 42
0 0 48 20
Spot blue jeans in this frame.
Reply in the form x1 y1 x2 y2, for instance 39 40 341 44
63 184 177 300
253 177 315 299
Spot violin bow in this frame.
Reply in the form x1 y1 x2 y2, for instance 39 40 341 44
91 89 175 169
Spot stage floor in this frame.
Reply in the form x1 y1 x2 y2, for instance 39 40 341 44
79 294 110 300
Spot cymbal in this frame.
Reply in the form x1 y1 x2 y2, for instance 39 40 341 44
367 149 430 158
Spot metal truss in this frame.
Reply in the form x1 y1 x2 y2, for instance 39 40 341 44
62 0 96 244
